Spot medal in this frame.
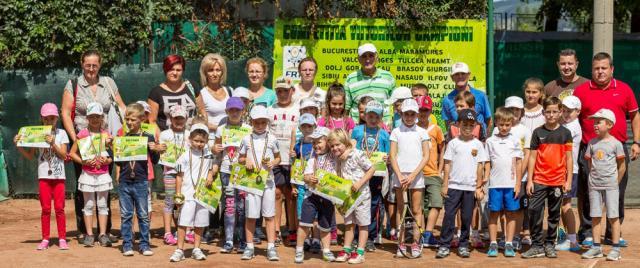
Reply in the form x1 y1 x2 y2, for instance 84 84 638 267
249 133 269 184
48 170 53 176
130 172 136 178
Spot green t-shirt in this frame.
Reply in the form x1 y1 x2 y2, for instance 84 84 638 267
344 69 395 123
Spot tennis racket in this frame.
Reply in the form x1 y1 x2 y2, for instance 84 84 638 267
397 192 423 259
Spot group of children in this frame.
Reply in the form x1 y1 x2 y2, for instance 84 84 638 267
17 76 625 263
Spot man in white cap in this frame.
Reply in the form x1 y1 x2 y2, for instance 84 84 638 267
544 49 588 99
441 62 492 136
344 43 396 124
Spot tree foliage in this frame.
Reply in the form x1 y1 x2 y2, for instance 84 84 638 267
535 0 640 32
0 0 191 69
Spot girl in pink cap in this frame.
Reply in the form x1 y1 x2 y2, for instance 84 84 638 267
14 103 70 250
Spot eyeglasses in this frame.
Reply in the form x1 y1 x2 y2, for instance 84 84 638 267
83 64 99 70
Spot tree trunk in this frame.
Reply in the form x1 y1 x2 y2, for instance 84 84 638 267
631 7 640 33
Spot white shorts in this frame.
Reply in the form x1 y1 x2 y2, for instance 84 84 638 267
178 200 210 227
392 172 425 189
344 198 371 226
245 180 276 219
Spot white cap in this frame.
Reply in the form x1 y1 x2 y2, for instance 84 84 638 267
299 113 317 126
190 123 209 135
299 97 318 110
358 43 377 56
589 108 616 124
136 101 151 113
504 96 524 109
562 95 582 110
250 105 270 120
385 86 413 105
309 127 330 139
451 62 470 75
86 102 104 116
400 98 419 113
233 87 250 99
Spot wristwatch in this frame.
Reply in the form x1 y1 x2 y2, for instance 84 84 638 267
633 141 640 146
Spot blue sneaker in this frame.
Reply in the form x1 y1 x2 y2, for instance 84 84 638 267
428 234 439 248
604 237 628 247
556 239 582 252
487 243 498 257
581 237 593 247
504 243 516 257
220 241 234 253
557 227 567 243
237 242 247 253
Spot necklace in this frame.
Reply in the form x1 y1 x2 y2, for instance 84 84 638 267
188 149 206 189
362 126 380 158
173 130 186 160
249 132 269 183
128 131 144 179
328 115 347 131
43 130 56 175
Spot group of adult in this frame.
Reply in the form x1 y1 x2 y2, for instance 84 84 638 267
59 44 638 247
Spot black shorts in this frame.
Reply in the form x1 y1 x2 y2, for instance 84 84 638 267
299 194 335 232
518 181 528 209
273 165 291 187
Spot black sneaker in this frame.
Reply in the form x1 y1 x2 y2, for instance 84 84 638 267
365 240 376 252
98 234 112 247
83 235 95 247
544 244 557 258
521 246 545 259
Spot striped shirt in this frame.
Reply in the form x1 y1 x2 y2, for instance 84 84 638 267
344 69 395 123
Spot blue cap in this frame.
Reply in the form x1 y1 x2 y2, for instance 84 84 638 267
365 101 384 116
299 113 316 126
226 97 245 110
457 109 477 122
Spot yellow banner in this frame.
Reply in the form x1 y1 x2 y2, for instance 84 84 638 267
273 18 487 127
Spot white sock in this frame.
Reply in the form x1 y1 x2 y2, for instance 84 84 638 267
296 246 304 253
323 248 331 253
247 243 254 249
491 240 497 245
267 242 275 250
506 241 512 245
304 238 310 244
568 234 577 244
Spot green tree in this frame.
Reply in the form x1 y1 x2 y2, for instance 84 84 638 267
534 0 640 32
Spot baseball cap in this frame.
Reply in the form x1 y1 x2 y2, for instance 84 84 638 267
299 98 318 110
589 108 616 124
136 101 151 113
169 105 187 118
226 97 245 110
416 95 433 110
358 43 377 56
504 96 524 109
233 87 250 99
400 98 419 113
40 103 59 117
562 95 582 110
457 109 477 122
190 123 209 135
299 113 317 126
309 127 330 139
365 101 384 116
86 102 104 116
451 62 470 75
250 105 270 120
274 76 293 90
385 86 413 105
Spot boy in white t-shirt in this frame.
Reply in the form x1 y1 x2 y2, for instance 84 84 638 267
268 76 299 245
437 109 489 259
556 96 582 251
390 98 430 258
485 107 523 258
169 124 215 262
239 105 282 261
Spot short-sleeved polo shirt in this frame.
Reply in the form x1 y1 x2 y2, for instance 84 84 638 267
344 69 395 123
441 87 492 132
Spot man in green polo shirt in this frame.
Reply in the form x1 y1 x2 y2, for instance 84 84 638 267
345 43 396 124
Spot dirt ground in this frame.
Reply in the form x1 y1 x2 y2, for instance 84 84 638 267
0 198 638 268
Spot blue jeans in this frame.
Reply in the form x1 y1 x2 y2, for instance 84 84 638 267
119 179 150 251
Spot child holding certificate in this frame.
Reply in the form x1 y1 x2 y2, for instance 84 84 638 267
390 98 430 258
238 105 282 261
295 127 337 263
350 101 390 252
115 103 160 257
213 97 252 253
169 124 215 262
14 103 70 250
68 102 113 248
157 105 190 245
292 113 318 253
329 129 375 264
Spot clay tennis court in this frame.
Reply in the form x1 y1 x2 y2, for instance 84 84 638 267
1 198 638 267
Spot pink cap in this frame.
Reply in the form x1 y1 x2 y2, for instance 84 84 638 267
40 103 59 117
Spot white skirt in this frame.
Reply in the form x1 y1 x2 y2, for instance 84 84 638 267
78 172 113 192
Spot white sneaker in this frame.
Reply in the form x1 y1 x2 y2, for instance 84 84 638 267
142 249 154 256
123 250 135 257
169 249 185 262
192 248 206 260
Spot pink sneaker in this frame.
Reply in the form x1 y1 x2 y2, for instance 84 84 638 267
164 233 177 245
451 236 460 248
59 239 69 250
186 232 195 244
330 229 338 245
37 239 49 250
471 236 485 249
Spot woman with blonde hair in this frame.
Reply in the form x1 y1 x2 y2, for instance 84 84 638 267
196 53 232 134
